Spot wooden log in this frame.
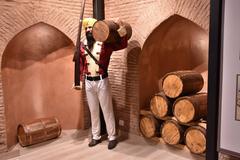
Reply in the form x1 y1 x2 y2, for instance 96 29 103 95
161 119 187 145
184 123 206 154
173 93 207 123
17 117 61 147
140 109 152 116
92 20 132 43
162 70 204 98
150 92 173 119
139 115 160 138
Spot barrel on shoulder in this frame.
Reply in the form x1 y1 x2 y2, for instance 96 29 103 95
162 70 204 98
173 93 207 123
92 20 132 43
17 117 62 147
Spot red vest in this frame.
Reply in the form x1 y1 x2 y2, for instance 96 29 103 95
79 36 128 81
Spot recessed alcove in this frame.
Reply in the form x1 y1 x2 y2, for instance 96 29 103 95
139 14 209 109
1 22 84 147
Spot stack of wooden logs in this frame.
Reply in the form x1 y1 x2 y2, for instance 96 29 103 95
139 70 207 155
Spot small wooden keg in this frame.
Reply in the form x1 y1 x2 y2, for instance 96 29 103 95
92 20 132 43
139 115 160 138
161 119 186 145
173 93 207 124
150 92 173 119
185 124 206 154
17 117 62 147
162 70 204 98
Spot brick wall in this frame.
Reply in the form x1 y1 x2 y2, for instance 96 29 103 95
3 1 233 158
0 73 6 152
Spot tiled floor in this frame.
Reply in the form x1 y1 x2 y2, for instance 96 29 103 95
1 130 205 160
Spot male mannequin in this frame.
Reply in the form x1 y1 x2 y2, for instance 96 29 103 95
73 18 128 149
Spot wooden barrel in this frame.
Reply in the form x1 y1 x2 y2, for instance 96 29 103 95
92 20 132 43
162 70 204 98
161 119 186 145
173 93 207 123
150 92 173 119
139 115 160 138
17 117 61 147
185 124 206 154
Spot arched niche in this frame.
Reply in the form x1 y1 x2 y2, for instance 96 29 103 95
1 22 84 147
139 14 209 109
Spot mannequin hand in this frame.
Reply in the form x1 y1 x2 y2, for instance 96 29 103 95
117 26 127 37
72 82 82 90
73 85 81 90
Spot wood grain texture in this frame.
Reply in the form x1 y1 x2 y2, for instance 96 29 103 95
161 119 186 145
150 92 173 118
173 93 207 123
185 125 206 154
162 71 204 98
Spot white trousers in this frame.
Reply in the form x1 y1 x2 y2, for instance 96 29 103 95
85 77 116 141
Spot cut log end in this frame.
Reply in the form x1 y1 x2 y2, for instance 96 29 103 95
173 93 208 123
162 71 204 98
92 21 111 42
140 116 156 138
185 126 206 154
173 99 195 123
162 75 183 98
161 121 181 145
150 96 168 118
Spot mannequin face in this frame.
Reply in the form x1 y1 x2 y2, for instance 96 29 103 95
85 26 93 32
85 26 95 49
85 26 94 41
